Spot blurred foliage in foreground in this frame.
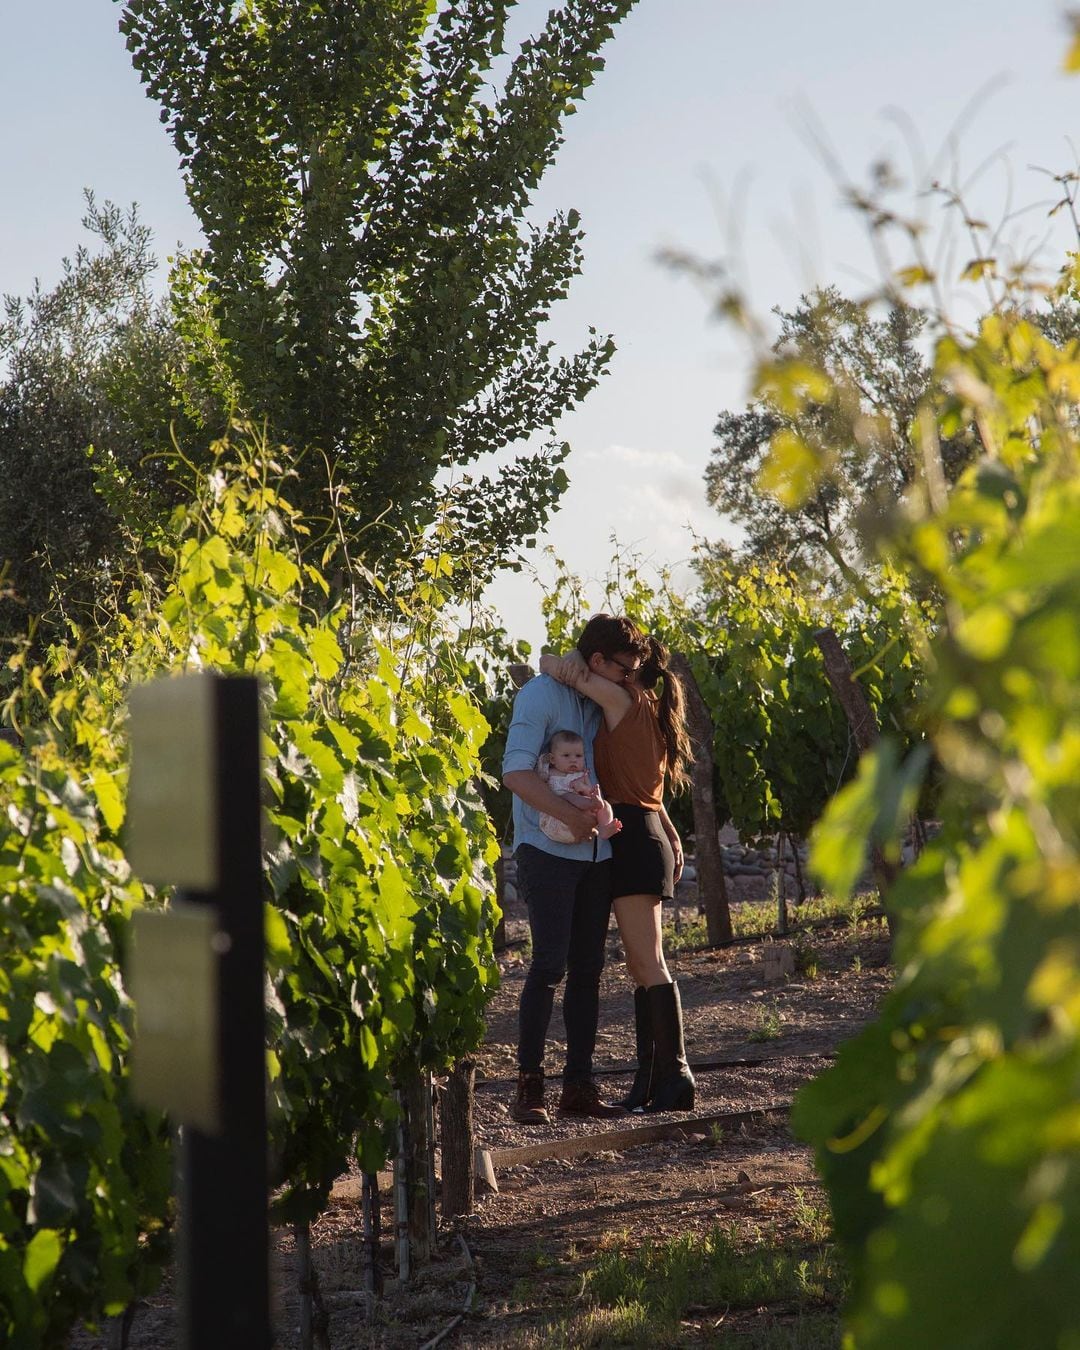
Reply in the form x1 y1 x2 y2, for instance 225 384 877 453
759 163 1080 1346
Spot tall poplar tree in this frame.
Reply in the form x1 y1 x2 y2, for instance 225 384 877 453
117 0 637 578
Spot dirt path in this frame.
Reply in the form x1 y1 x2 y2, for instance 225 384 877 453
444 912 888 1346
69 905 889 1348
298 908 888 1348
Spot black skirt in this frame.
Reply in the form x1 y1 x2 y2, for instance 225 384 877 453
609 803 675 901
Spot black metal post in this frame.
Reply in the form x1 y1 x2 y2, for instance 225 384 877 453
178 677 269 1349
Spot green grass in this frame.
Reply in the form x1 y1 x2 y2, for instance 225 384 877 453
664 914 711 952
792 936 821 979
496 1208 844 1348
748 999 784 1042
664 889 881 950
730 902 775 939
790 1188 833 1244
570 1223 845 1347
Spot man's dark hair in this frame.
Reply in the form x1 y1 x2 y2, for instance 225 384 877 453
576 613 646 663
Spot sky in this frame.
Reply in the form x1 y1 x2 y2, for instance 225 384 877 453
4 1 1080 651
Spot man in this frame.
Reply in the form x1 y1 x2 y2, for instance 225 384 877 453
502 613 646 1124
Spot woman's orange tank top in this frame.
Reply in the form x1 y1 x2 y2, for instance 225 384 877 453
594 684 666 809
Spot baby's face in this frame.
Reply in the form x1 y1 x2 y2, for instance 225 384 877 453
550 741 585 774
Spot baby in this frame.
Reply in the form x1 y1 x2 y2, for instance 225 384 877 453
537 729 621 844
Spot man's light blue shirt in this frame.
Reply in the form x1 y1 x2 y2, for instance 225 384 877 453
501 674 611 862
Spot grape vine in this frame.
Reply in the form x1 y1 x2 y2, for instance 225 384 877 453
0 434 500 1343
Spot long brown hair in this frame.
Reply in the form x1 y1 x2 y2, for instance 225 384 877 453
638 636 692 793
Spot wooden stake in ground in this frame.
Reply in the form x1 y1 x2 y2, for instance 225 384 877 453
668 652 732 946
360 1171 382 1311
393 1084 413 1280
774 831 788 936
814 627 899 931
441 1060 476 1217
397 1070 435 1270
787 828 809 902
295 1222 331 1350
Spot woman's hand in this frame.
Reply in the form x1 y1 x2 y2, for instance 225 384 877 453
660 813 684 884
539 649 589 687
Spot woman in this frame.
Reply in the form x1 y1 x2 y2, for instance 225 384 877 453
539 632 695 1112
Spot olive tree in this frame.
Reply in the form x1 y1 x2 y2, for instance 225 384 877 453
706 286 975 581
0 196 215 642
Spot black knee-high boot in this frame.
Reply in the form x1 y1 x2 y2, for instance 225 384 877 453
619 987 653 1110
643 980 695 1113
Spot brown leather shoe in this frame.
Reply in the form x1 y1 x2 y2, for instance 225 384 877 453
510 1071 550 1125
557 1079 627 1119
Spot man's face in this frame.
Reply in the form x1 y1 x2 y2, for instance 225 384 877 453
590 649 641 685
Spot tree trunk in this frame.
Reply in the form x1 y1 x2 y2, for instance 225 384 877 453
775 832 788 936
295 1221 331 1350
816 627 885 753
910 813 928 859
393 1092 411 1282
668 653 732 946
360 1171 383 1312
788 830 808 903
106 1305 136 1350
815 627 898 934
423 1073 437 1244
441 1059 476 1218
397 1071 435 1272
297 1222 313 1350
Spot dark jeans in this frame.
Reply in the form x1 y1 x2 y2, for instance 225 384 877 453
515 843 612 1083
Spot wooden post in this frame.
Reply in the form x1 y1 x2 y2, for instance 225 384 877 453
394 1099 411 1283
815 628 899 930
178 679 269 1348
775 832 788 936
295 1221 330 1350
668 653 732 946
788 830 809 903
106 1305 136 1350
441 1060 476 1217
424 1075 437 1244
395 1070 435 1275
128 674 270 1349
361 1172 382 1311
